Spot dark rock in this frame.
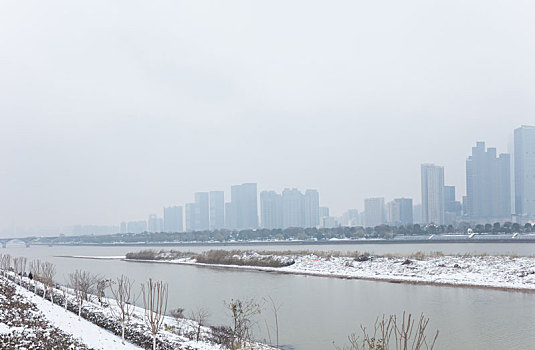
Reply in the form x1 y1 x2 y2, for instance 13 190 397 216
355 255 370 262
401 259 412 265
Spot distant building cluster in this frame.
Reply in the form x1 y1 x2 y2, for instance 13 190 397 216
115 125 535 234
365 125 535 227
260 188 320 229
120 184 327 233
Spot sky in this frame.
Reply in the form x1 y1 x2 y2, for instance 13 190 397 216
1 0 534 236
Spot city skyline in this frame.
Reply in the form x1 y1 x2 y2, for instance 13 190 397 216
4 123 535 236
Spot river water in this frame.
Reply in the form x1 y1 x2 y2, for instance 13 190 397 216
4 242 535 350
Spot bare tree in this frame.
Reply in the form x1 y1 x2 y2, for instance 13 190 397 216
189 307 210 342
69 270 84 319
12 257 27 285
109 275 137 344
334 313 439 350
61 286 69 311
0 254 11 277
170 308 185 335
142 278 168 350
29 259 41 293
226 298 262 350
264 296 282 348
12 257 20 283
41 262 56 302
19 257 27 286
68 270 98 319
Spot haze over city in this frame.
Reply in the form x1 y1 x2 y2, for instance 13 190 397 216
1 0 535 236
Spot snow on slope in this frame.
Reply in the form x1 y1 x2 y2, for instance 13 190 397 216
14 283 142 350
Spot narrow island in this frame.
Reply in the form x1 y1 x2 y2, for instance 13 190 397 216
120 249 535 292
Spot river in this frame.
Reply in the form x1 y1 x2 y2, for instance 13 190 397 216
4 242 535 350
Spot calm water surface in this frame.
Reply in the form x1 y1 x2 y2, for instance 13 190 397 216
4 242 535 350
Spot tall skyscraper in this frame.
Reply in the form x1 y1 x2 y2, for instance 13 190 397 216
163 206 183 233
514 125 535 221
364 197 385 227
465 142 511 222
389 198 413 225
230 183 258 229
209 191 225 230
282 188 304 228
303 189 320 228
260 191 283 229
421 164 444 225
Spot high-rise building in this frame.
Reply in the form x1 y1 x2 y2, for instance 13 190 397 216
209 191 225 230
194 192 210 231
465 142 511 222
444 186 462 224
164 206 183 233
148 214 163 232
260 191 283 229
421 164 445 225
303 189 320 228
282 188 304 228
388 198 413 226
364 197 385 227
319 206 330 219
385 198 412 226
514 125 535 221
120 222 127 234
230 183 258 229
386 200 399 225
341 209 360 226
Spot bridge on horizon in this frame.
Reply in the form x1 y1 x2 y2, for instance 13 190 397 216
0 238 34 248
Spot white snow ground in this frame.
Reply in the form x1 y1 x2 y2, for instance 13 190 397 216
125 253 535 291
13 282 142 350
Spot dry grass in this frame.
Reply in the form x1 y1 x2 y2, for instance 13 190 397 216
195 250 294 268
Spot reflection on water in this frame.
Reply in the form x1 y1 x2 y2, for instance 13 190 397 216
3 243 535 350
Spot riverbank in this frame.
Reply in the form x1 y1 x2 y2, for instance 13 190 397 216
0 270 274 350
117 251 535 293
0 276 141 349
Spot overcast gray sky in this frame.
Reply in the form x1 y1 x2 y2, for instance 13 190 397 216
1 0 534 235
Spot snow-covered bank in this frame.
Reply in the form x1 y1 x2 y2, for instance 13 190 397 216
14 281 142 349
124 253 535 292
0 270 275 350
0 276 139 349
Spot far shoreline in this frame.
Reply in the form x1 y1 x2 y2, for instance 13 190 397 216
34 236 535 248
